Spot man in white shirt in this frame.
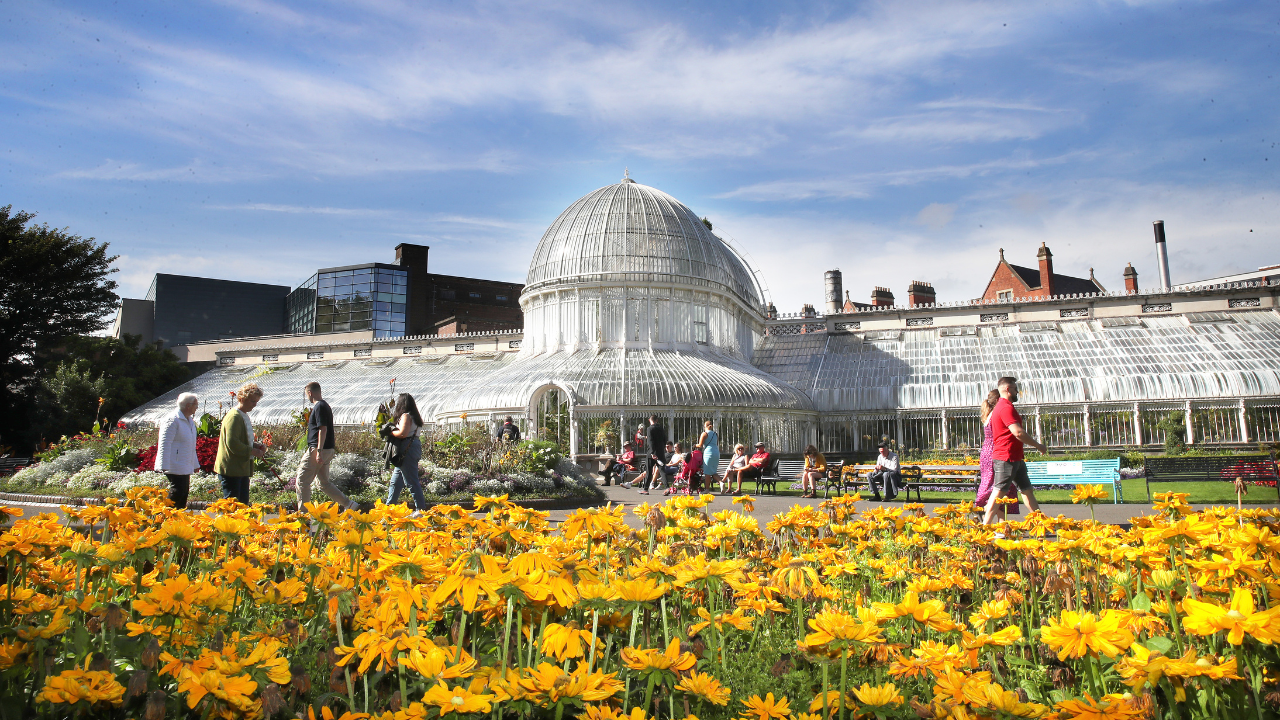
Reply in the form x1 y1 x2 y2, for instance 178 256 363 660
868 442 901 501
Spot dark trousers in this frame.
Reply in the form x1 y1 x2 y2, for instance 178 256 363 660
644 453 667 486
868 469 901 500
165 473 190 509
601 461 629 485
219 474 250 505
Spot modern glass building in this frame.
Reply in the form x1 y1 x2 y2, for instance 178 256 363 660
286 264 409 338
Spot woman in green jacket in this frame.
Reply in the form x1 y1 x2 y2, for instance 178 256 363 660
214 382 266 504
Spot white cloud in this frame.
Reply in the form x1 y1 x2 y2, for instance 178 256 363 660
916 203 956 229
718 152 1088 200
713 180 1280 312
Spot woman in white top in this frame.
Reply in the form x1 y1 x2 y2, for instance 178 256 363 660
722 444 748 494
385 393 428 514
156 393 201 508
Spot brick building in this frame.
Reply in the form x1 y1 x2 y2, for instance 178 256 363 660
980 243 1106 302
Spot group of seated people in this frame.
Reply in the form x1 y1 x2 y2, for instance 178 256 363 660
603 440 774 496
601 438 903 500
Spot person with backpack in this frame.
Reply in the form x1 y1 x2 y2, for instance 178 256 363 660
497 416 522 443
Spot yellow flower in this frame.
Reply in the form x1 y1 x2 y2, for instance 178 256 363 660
741 692 791 720
38 667 126 706
1070 484 1108 505
770 555 822 598
1054 693 1145 719
621 638 697 675
802 609 883 651
968 599 1011 628
421 681 495 714
177 667 258 714
541 622 596 662
612 577 670 604
1041 610 1135 661
1181 588 1280 645
733 494 756 512
675 670 731 705
851 682 903 708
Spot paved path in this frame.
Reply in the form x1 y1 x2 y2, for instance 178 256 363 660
4 487 1275 531
543 483 1279 530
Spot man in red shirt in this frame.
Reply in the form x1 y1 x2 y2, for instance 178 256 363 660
725 441 771 495
983 376 1048 526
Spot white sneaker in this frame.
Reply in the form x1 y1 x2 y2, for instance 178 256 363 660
410 510 423 519
620 481 632 489
993 532 1005 540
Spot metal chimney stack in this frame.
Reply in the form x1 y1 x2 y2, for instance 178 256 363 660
1153 221 1171 290
824 270 843 314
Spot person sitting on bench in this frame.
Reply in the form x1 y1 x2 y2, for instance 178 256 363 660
868 442 901 501
724 441 770 495
721 444 747 494
601 442 637 487
800 444 826 498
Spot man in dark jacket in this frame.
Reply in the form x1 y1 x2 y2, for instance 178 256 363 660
498 416 521 443
640 415 667 495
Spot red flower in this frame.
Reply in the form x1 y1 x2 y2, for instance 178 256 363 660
136 437 219 473
196 436 219 472
135 445 158 473
116 421 127 429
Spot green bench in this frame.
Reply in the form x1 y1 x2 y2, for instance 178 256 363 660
1026 458 1122 503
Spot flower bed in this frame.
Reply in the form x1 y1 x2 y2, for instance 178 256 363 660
2 421 603 507
0 489 1276 718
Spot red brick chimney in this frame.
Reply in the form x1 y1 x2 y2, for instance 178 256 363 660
1124 263 1138 294
1037 243 1055 295
871 286 895 307
907 281 935 307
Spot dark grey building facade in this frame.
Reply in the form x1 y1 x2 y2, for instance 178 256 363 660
113 274 291 348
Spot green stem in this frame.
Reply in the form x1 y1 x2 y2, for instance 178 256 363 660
503 598 515 672
822 662 830 719
587 610 600 672
840 649 849 720
456 611 469 663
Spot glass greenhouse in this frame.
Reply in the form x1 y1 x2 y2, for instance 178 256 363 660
122 177 1280 456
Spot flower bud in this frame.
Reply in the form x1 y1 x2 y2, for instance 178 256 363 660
140 637 160 669
1150 570 1179 592
143 691 167 720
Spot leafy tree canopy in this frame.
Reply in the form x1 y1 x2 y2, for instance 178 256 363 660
39 334 192 443
0 206 119 449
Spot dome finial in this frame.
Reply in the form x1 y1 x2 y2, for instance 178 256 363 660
622 167 635 183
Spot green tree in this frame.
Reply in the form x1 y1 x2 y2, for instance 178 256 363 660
38 334 191 442
0 206 119 450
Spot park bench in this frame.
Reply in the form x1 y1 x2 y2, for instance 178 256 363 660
754 457 783 495
770 458 846 497
0 457 31 476
1144 454 1280 503
1026 458 1122 504
841 463 975 502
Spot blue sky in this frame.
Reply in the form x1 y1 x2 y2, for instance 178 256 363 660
2 0 1277 314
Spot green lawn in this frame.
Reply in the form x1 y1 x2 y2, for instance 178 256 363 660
758 478 1279 505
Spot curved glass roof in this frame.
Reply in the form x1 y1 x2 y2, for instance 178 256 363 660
121 346 815 429
442 348 814 414
524 179 763 310
754 310 1280 411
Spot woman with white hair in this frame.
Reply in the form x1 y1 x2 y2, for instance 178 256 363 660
156 392 200 508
